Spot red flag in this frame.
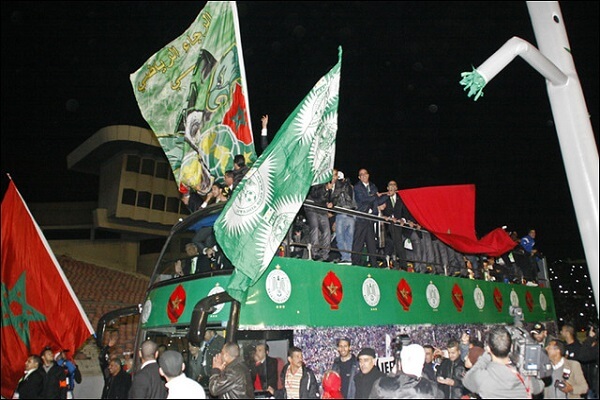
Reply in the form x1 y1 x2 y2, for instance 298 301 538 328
399 184 516 257
1 180 94 398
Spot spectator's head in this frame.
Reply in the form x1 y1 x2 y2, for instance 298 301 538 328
254 342 269 363
158 350 184 380
40 347 54 365
423 345 434 364
357 347 377 374
336 337 351 358
487 327 512 358
185 242 200 256
140 340 159 361
546 339 566 363
288 346 304 370
224 170 234 187
400 344 425 377
446 339 461 361
25 355 42 372
157 344 167 357
221 342 240 365
560 323 576 341
530 322 547 343
108 357 123 377
233 154 246 169
358 169 370 184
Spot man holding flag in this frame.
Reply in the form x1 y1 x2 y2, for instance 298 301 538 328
1 178 94 399
214 47 342 303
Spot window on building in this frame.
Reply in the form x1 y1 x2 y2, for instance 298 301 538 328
166 197 180 213
126 155 141 173
141 159 155 176
155 162 169 179
122 188 137 205
137 191 151 208
152 194 166 211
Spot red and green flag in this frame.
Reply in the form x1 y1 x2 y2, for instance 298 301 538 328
1 180 94 398
130 1 256 195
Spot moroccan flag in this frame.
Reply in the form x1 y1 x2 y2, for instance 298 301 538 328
1 181 94 398
398 184 516 257
214 48 342 303
130 1 256 196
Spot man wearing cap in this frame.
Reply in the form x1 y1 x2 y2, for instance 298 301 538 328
158 350 206 399
370 344 444 399
331 337 360 399
354 347 384 398
531 322 555 348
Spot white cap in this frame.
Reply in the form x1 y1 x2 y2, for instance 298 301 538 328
400 344 425 377
337 171 345 180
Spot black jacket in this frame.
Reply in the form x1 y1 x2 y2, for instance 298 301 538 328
370 372 445 399
102 369 132 399
16 368 45 399
277 363 319 399
208 357 254 399
128 361 167 399
250 356 279 391
436 357 466 399
354 366 384 399
42 363 67 399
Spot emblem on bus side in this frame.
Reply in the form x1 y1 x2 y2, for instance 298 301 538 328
473 286 485 310
141 299 152 324
207 284 226 315
265 267 291 304
362 276 381 307
426 282 440 309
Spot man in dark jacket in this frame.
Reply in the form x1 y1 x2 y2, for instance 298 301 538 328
40 347 67 399
209 342 254 399
14 355 45 399
128 340 167 399
354 347 384 399
331 337 360 399
277 346 319 399
250 342 279 395
436 339 466 399
102 358 131 399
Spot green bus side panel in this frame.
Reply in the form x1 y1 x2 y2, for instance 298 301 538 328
141 257 556 330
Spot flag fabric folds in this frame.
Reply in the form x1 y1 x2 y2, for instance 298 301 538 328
214 48 343 303
398 184 516 257
1 181 94 399
130 1 256 195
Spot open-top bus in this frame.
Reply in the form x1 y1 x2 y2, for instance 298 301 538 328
96 201 556 392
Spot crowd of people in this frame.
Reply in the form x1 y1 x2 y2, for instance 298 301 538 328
11 313 596 400
176 160 544 288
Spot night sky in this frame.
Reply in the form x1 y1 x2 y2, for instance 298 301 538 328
1 1 598 262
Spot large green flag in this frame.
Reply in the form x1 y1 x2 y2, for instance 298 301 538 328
214 48 342 303
130 1 256 195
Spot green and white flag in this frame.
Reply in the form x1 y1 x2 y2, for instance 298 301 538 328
214 48 342 303
130 1 256 195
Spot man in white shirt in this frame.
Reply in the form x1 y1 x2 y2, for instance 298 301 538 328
159 350 206 399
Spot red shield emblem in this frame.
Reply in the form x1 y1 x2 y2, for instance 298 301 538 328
322 271 343 310
167 284 186 323
396 278 413 311
452 283 464 312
